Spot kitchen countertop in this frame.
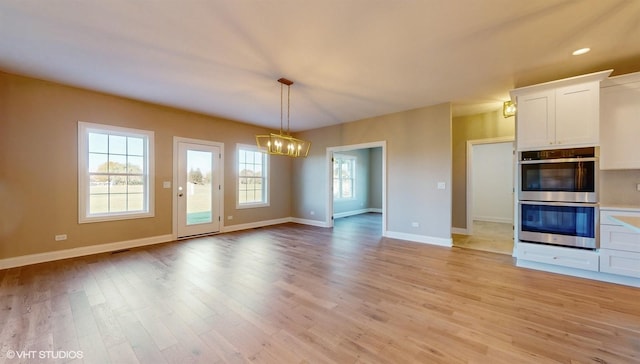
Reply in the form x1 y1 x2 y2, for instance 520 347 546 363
600 205 640 212
608 215 640 233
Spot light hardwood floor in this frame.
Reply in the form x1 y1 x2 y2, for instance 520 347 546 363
453 220 514 255
1 213 639 363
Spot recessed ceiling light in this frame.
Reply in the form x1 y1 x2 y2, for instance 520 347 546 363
572 47 591 56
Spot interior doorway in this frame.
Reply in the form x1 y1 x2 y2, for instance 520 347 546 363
173 137 223 239
326 141 386 234
454 137 515 255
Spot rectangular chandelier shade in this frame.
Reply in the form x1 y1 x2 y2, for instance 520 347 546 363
256 133 311 158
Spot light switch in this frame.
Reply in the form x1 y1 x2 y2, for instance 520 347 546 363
437 182 446 190
163 181 171 189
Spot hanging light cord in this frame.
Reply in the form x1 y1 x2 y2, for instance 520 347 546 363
280 82 284 134
286 82 291 135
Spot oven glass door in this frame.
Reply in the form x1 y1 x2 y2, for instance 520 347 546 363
519 202 598 249
520 158 596 202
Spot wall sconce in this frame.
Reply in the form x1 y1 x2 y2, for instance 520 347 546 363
503 100 516 118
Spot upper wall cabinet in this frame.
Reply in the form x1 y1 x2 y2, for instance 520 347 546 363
511 70 612 151
600 71 640 170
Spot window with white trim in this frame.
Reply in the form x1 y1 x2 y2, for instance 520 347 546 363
237 144 269 208
333 154 356 200
78 122 154 223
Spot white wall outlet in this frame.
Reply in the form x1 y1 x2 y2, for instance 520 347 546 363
163 181 171 189
437 182 446 190
310 211 315 215
55 234 67 241
411 222 420 227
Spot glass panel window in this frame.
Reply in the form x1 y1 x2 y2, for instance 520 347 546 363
78 122 154 223
237 144 269 208
333 154 356 200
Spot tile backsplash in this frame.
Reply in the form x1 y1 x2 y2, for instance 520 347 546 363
600 169 640 206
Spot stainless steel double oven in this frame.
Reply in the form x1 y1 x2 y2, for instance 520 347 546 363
518 147 598 249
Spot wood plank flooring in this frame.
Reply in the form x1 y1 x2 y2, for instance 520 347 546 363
1 213 639 363
453 220 514 255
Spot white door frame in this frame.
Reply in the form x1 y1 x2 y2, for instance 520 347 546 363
173 136 224 240
326 141 387 233
466 137 514 235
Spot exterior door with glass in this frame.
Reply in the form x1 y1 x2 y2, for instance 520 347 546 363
176 140 221 238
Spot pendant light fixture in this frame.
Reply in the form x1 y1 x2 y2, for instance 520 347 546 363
256 78 311 157
503 100 516 118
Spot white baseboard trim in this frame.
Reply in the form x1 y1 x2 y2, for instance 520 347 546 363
333 209 369 219
384 231 453 247
222 217 292 233
1 216 451 269
291 218 331 228
474 217 512 224
0 234 174 270
451 227 468 235
516 259 640 288
333 208 382 219
0 216 325 269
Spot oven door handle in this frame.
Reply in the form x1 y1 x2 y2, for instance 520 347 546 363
520 157 597 164
519 201 599 208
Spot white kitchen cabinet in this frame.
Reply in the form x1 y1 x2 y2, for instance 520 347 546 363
600 250 640 278
516 242 599 272
511 70 611 151
599 208 640 278
600 72 640 169
515 90 554 149
555 82 600 147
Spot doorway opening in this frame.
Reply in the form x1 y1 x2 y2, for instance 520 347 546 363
453 137 515 255
326 141 386 234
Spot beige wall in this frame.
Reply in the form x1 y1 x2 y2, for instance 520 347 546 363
369 147 383 210
0 72 291 259
451 109 515 229
293 103 452 240
600 169 640 206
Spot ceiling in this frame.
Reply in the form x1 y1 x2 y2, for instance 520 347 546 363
1 1 640 132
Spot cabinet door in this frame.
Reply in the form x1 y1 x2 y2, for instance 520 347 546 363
516 90 555 150
600 80 640 169
600 249 640 278
555 82 599 146
600 224 640 252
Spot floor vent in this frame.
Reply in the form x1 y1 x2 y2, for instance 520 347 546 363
111 249 131 255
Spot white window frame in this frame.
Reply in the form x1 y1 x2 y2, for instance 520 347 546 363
333 154 356 200
78 121 155 223
236 144 269 209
